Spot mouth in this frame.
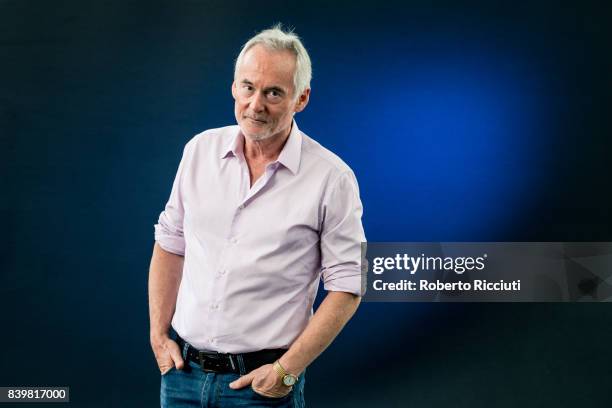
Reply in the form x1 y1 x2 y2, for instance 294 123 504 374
245 116 267 124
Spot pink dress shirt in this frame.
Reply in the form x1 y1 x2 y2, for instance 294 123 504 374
154 121 365 353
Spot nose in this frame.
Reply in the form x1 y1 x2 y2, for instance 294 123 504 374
249 91 266 113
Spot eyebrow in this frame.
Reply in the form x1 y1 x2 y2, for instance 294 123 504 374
240 80 286 95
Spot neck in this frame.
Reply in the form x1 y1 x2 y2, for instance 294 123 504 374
243 124 292 162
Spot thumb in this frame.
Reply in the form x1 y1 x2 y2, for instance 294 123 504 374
167 340 185 370
230 372 254 389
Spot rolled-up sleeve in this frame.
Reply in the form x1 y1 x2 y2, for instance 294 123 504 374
154 142 192 256
320 170 366 296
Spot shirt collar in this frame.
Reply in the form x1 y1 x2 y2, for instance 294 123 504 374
221 120 302 175
221 129 244 159
276 120 302 175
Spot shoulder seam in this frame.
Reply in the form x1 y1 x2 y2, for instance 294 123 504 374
301 134 352 173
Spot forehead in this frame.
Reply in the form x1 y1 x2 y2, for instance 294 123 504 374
237 44 296 89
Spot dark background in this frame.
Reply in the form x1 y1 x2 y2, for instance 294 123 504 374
1 0 611 406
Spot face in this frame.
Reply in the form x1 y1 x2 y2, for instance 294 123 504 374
232 44 310 141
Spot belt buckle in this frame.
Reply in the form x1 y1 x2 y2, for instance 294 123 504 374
199 351 237 373
200 351 222 372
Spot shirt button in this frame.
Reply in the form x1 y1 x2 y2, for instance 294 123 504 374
229 237 238 244
219 269 227 276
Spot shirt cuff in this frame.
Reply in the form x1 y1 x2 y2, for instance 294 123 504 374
154 223 185 256
322 267 364 296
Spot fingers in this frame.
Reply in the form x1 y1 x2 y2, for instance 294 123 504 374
158 355 175 374
152 337 185 373
241 363 292 397
251 384 292 398
166 339 185 370
229 371 254 389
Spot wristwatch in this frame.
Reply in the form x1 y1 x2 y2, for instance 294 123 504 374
273 360 298 386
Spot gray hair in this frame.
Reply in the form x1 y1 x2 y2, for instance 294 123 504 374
234 24 312 98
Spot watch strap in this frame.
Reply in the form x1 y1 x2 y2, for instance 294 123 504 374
273 360 298 383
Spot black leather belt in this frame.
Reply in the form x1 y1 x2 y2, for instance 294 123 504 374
175 334 287 374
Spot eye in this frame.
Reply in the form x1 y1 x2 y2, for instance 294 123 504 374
239 85 254 96
266 90 283 101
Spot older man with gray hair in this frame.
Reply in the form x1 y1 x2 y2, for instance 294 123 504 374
149 24 365 407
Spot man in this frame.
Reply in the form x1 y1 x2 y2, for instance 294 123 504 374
149 25 365 407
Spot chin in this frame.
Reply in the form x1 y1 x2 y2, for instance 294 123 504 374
241 124 273 141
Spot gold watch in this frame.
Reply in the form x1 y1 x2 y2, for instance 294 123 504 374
273 360 298 386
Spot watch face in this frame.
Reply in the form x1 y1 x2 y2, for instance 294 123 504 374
283 375 297 386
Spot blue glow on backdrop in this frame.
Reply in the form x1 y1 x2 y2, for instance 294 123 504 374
305 44 549 241
302 43 554 363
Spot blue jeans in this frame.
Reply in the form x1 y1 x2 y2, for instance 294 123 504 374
160 357 306 407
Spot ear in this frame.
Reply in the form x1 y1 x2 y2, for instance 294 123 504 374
231 81 237 100
294 88 311 113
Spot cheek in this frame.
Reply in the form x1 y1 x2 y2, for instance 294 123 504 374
278 110 293 124
235 101 247 114
271 106 291 121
